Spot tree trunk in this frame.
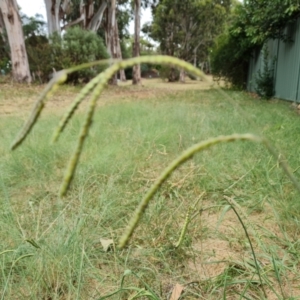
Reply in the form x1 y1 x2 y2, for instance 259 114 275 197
87 0 107 32
116 22 126 81
132 0 141 85
46 0 108 34
119 69 126 82
61 0 71 15
168 67 178 82
0 0 32 83
44 0 61 35
61 0 85 31
106 0 118 85
179 69 185 83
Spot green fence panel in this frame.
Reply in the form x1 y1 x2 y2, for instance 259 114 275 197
247 18 300 102
247 49 261 92
275 19 300 102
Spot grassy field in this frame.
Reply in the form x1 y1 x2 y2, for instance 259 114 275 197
1 77 300 299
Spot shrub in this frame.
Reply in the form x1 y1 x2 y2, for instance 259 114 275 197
0 34 11 74
188 73 197 80
210 33 254 89
124 67 133 80
159 66 179 82
26 35 53 82
255 46 275 99
60 27 109 84
26 27 109 84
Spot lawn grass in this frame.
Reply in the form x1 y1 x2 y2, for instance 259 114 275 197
1 79 300 299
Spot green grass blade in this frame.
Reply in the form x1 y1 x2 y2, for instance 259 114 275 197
118 134 262 249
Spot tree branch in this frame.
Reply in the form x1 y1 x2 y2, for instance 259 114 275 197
87 0 107 32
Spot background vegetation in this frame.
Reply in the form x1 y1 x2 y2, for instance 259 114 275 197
27 26 109 83
1 79 300 298
2 0 300 298
211 0 300 88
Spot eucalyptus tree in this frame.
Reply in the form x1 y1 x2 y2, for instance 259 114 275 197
44 0 61 35
131 0 158 84
44 0 130 84
60 0 108 32
151 0 228 82
44 0 109 35
132 0 141 84
0 0 32 83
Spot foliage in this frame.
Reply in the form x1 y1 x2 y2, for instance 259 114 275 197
22 14 53 82
211 32 253 88
119 37 158 80
255 46 275 99
0 42 10 74
26 26 109 83
21 13 46 38
211 0 300 88
58 27 109 83
0 13 45 76
140 37 156 56
117 4 132 40
0 28 9 74
159 66 179 82
2 14 109 83
26 36 52 82
232 0 300 46
120 39 131 59
150 0 228 81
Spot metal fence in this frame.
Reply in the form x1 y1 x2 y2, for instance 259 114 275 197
247 18 300 102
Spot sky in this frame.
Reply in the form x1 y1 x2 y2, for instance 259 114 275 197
17 0 152 34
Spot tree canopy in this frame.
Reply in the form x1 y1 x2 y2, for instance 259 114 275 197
148 0 228 81
211 0 300 88
232 0 300 45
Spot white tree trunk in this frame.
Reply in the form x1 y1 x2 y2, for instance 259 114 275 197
132 0 141 85
0 0 32 83
61 0 71 15
46 0 108 34
119 68 126 82
44 0 61 35
62 0 84 30
179 69 185 83
87 1 107 32
106 0 118 85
